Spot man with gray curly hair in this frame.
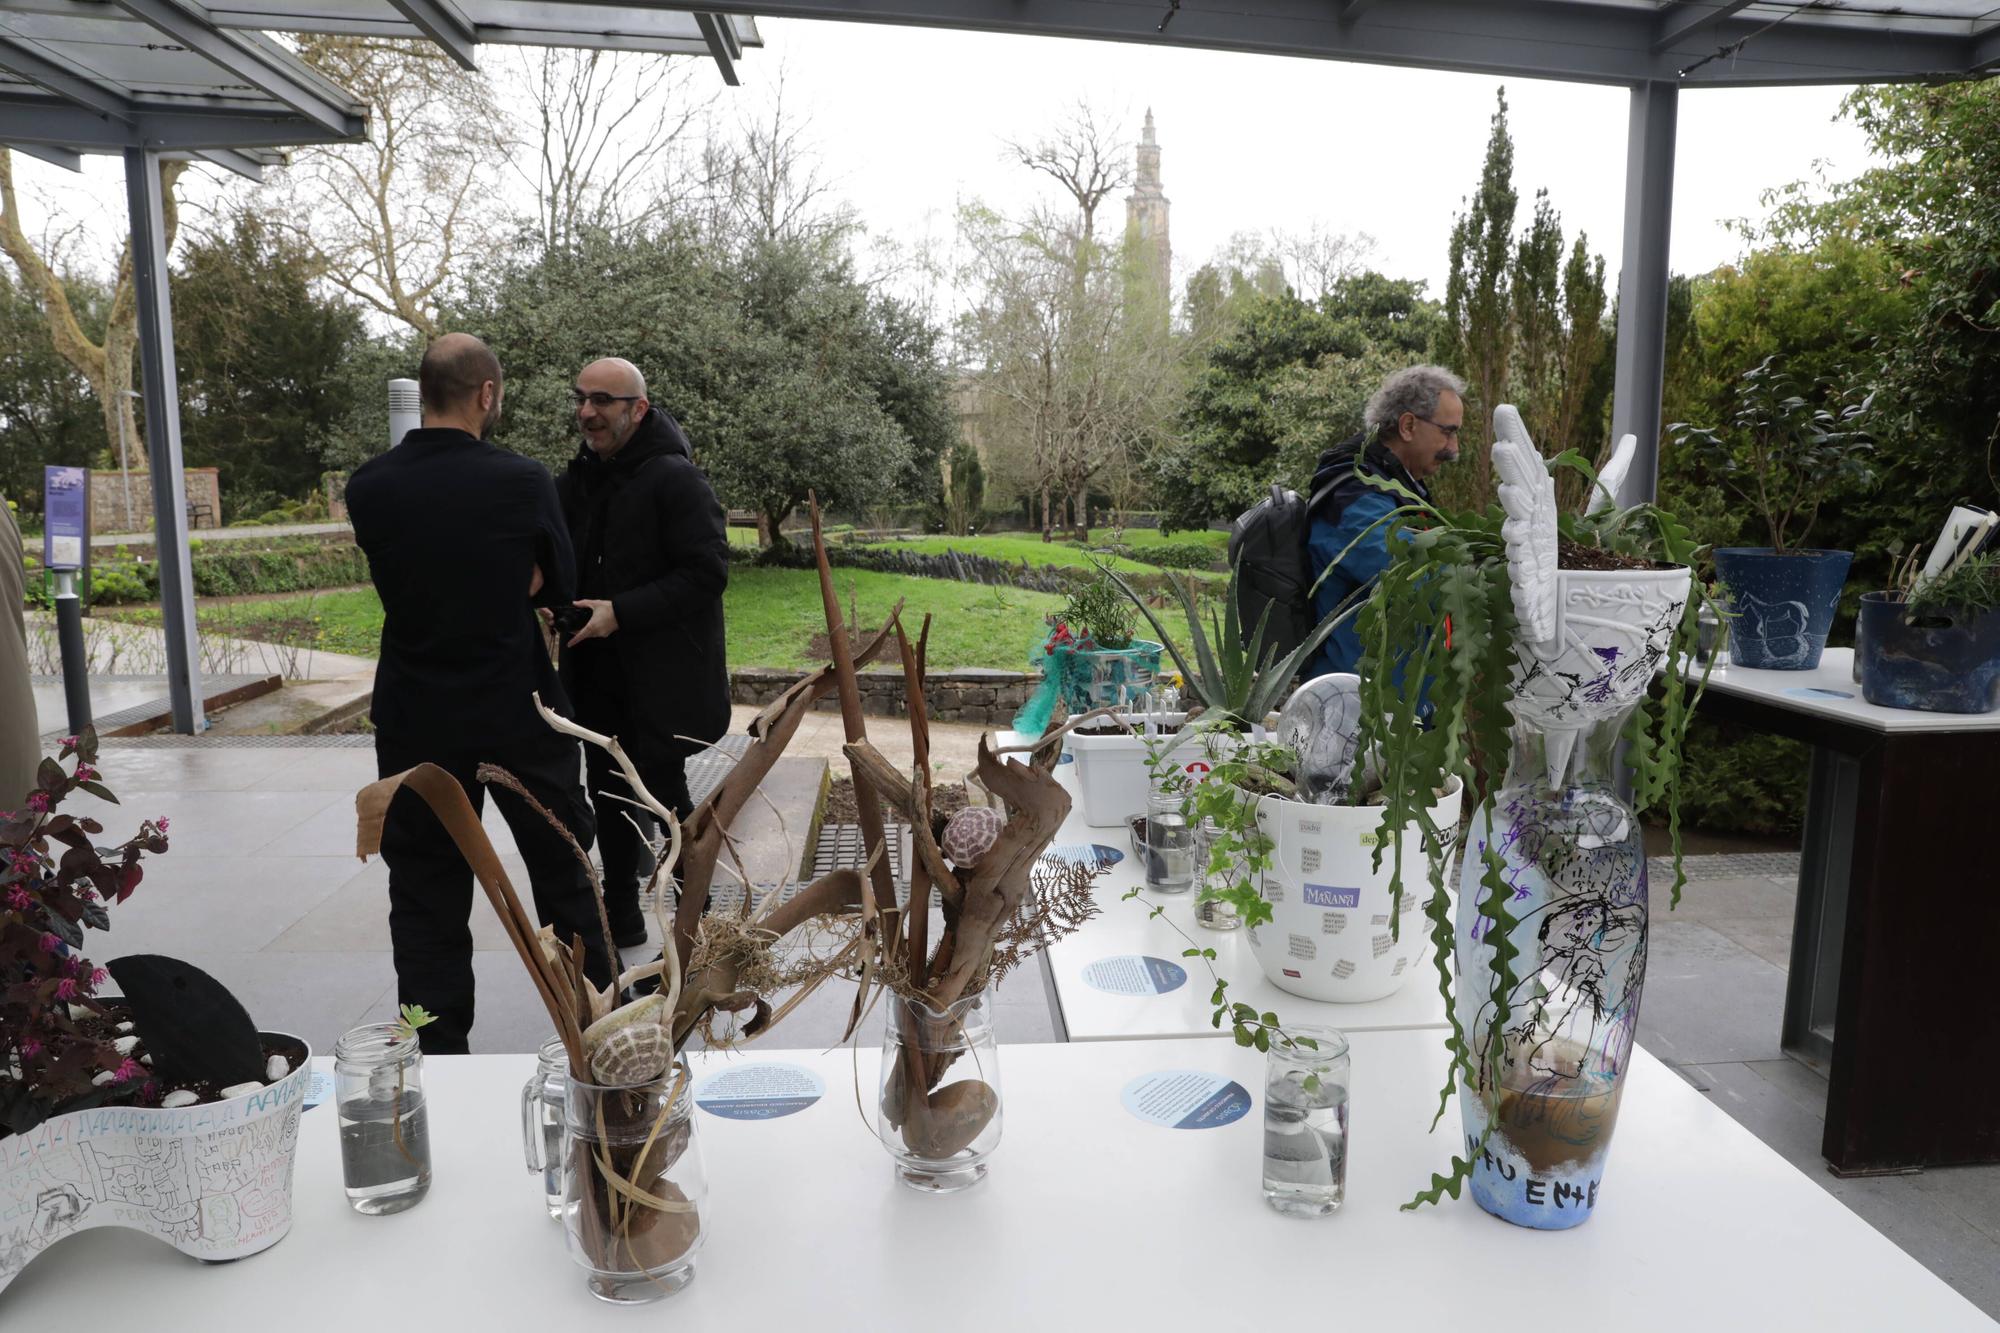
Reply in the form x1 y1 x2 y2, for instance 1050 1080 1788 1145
1302 364 1465 677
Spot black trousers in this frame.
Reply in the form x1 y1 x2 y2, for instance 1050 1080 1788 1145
583 736 692 930
376 735 610 1054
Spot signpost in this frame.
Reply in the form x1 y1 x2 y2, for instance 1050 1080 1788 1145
42 465 90 736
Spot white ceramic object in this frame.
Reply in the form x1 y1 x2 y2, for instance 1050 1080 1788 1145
0 1037 313 1293
1247 779 1463 1003
1067 716 1242 828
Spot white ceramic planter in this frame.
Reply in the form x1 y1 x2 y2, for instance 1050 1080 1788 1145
1247 779 1463 1003
0 1036 313 1293
1067 716 1243 828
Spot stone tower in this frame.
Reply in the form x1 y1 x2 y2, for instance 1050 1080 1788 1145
1124 109 1171 312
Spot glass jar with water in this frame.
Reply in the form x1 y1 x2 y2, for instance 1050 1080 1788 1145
1262 1025 1349 1217
520 1035 567 1218
333 1022 432 1215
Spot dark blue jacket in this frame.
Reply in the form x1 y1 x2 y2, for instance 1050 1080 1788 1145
1304 433 1428 679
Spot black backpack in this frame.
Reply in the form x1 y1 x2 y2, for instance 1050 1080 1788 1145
1227 479 1337 660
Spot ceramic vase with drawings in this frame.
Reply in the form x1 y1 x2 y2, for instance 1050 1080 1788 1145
1455 564 1690 1229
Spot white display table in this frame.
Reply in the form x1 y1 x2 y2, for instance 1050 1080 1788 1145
3 1036 1991 1329
1693 647 2000 735
1031 749 1451 1041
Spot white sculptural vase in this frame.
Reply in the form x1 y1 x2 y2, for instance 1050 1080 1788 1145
1248 778 1462 1003
1454 565 1689 1229
0 1037 313 1291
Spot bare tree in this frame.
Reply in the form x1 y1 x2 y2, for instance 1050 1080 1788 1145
723 68 853 248
274 36 504 338
1004 101 1131 248
1270 221 1376 303
0 149 187 458
500 48 715 253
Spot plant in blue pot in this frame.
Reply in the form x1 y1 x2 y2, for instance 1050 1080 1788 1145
1669 356 1875 670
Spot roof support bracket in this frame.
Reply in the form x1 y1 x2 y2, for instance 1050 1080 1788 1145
693 11 742 84
386 0 478 70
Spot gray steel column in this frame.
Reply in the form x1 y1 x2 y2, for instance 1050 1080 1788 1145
123 147 204 733
1609 80 1678 506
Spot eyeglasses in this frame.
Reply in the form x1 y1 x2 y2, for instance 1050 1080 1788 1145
1411 415 1462 440
571 389 640 409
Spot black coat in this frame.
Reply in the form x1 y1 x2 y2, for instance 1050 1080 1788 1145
556 407 730 758
348 427 574 753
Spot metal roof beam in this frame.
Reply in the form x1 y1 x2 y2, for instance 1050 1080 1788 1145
668 0 1973 87
693 11 741 83
109 0 362 133
1974 24 2000 70
194 145 268 178
0 97 356 150
12 140 79 170
385 0 478 70
1652 0 1755 54
0 33 134 121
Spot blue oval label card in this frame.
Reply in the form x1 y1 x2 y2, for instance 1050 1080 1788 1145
695 1063 826 1121
1044 842 1124 870
1082 954 1187 995
1121 1070 1253 1130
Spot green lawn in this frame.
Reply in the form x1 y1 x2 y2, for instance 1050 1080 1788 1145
160 567 1068 672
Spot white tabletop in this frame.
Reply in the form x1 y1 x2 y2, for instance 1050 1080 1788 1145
1035 758 1452 1041
4 1036 1990 1330
1688 647 2000 734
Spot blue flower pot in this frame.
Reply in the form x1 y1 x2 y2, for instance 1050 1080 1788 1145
1713 548 1852 671
1856 591 2000 714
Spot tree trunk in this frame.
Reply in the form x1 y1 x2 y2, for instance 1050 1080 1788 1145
1040 486 1052 542
1071 487 1089 542
760 507 783 549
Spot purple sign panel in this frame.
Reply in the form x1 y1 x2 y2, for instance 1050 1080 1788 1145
42 466 86 570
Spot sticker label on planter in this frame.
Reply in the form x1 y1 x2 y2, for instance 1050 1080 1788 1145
1303 883 1360 909
302 1071 333 1113
695 1064 825 1121
1082 954 1187 995
1045 842 1124 870
1121 1071 1253 1130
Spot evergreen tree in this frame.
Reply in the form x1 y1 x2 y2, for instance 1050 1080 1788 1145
1435 87 1517 503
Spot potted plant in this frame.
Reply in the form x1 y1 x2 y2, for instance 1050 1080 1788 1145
1059 560 1349 829
1669 355 1875 669
1341 409 1711 1228
1856 550 2000 713
1044 572 1164 712
2 731 313 1293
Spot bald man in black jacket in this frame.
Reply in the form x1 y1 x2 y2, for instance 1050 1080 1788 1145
348 334 610 1053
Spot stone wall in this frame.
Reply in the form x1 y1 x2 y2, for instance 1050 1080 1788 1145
731 666 1037 726
89 468 222 534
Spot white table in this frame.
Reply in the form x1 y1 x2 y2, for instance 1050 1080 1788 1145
1035 757 1451 1041
4 1037 1991 1329
1684 647 2000 1172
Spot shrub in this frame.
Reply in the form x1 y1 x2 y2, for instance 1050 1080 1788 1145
1116 543 1218 571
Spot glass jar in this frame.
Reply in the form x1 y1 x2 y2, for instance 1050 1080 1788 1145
878 991 1002 1193
520 1035 567 1219
1261 1025 1350 1218
563 1061 706 1304
333 1022 432 1215
1194 816 1244 931
1140 789 1193 894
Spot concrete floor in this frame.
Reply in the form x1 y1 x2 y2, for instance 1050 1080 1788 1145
47 736 2000 1319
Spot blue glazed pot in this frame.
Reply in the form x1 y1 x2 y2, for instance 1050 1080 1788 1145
1713 548 1852 670
1856 591 2000 714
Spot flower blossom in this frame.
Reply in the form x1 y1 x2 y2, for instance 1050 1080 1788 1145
155 816 170 832
112 1058 142 1083
74 763 96 782
37 933 58 953
90 968 107 987
26 792 48 813
4 887 28 911
54 977 77 1000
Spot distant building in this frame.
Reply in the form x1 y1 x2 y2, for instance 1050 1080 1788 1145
1124 109 1172 316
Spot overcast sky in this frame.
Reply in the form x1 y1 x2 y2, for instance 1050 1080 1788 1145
8 17 1877 309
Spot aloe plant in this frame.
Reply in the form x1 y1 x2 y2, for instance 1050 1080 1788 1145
1101 560 1350 731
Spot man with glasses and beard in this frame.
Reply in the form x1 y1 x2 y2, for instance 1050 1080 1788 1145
1303 364 1466 678
347 333 610 1052
556 357 729 951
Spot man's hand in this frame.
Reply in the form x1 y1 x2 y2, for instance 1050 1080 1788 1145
567 598 619 647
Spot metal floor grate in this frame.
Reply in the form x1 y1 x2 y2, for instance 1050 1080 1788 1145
1649 851 1801 884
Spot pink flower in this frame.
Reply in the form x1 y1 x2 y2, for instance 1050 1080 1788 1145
61 955 81 977
54 978 77 1000
74 764 96 782
4 887 28 910
37 933 58 953
26 792 48 813
11 849 36 872
58 736 77 751
90 968 106 986
76 887 95 902
20 1038 41 1058
112 1058 142 1083
155 816 170 832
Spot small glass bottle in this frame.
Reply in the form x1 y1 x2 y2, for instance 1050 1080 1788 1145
334 1022 432 1215
1262 1026 1350 1218
520 1035 567 1219
1194 816 1243 931
1141 789 1193 893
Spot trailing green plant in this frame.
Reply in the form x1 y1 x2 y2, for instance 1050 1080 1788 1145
1057 572 1138 649
1341 449 1712 1210
1667 355 1876 554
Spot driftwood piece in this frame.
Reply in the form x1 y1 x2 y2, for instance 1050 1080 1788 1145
668 867 867 1048
671 617 899 968
808 492 898 919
